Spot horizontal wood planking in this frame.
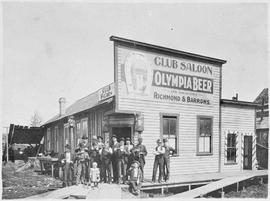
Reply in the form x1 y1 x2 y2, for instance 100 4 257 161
115 45 221 177
221 105 256 172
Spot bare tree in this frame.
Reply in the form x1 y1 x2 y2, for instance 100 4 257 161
30 110 42 127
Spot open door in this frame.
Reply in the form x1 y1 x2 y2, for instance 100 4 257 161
243 136 253 170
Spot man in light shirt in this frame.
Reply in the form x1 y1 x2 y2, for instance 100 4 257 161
61 144 74 187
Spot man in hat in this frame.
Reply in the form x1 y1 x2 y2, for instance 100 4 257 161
163 138 175 182
100 140 112 183
61 144 74 187
124 137 134 180
111 135 119 183
134 137 147 182
75 142 90 185
116 137 127 184
152 139 165 183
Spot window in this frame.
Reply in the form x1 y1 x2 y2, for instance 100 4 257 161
81 119 88 139
227 133 237 163
76 122 81 145
54 126 59 152
64 124 69 146
46 128 51 150
161 115 178 154
197 116 212 155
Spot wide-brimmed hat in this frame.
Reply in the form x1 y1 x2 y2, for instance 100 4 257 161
126 137 131 142
97 136 103 140
112 135 117 139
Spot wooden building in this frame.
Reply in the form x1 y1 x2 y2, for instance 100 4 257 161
42 36 259 177
254 88 268 169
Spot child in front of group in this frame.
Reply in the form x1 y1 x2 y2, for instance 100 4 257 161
127 160 142 196
89 162 100 189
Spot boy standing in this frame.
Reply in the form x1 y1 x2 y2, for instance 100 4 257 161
127 161 142 196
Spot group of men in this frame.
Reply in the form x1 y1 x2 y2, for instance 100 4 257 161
60 135 175 194
60 135 147 187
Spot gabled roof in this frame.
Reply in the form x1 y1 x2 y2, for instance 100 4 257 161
43 83 114 126
254 88 268 104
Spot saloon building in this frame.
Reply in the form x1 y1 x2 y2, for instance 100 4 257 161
42 36 259 177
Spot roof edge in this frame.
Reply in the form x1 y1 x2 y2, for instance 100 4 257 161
110 36 227 65
221 99 259 108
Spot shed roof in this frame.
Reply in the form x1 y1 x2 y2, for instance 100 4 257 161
221 99 259 108
8 124 44 145
110 36 227 65
43 83 114 126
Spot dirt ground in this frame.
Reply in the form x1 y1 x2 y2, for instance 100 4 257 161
2 161 63 199
225 184 268 198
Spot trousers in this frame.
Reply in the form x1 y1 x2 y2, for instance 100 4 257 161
76 162 87 184
163 157 170 181
117 159 126 183
101 159 112 183
152 156 164 182
63 163 73 187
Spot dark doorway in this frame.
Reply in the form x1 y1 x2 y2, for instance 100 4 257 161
111 127 132 142
243 136 253 170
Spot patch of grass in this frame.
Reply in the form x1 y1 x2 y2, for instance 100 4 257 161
225 184 268 198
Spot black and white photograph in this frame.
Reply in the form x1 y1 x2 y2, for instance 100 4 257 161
1 0 269 199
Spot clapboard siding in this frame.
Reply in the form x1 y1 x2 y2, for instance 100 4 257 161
221 105 256 172
116 45 221 177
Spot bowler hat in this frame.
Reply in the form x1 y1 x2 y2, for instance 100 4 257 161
126 137 131 141
157 139 162 143
120 137 125 142
112 135 117 139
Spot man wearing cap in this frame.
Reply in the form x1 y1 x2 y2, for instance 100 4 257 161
100 141 113 183
152 139 165 183
124 137 134 180
75 142 90 185
111 135 119 183
61 144 74 187
116 137 127 184
134 137 147 182
163 138 175 182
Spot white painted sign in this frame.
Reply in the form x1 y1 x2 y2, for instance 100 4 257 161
98 83 115 102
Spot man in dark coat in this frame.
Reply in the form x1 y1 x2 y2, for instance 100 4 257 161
134 137 147 182
111 135 119 183
100 141 112 183
163 138 175 182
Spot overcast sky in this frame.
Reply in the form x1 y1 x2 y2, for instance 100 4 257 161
2 2 268 127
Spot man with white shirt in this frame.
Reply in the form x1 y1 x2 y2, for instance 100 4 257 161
61 144 74 187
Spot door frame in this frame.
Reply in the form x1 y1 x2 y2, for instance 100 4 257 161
110 125 134 143
243 135 253 170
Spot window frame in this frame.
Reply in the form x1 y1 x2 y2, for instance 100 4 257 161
160 113 179 156
54 126 59 152
64 123 69 147
196 115 213 156
225 133 237 164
